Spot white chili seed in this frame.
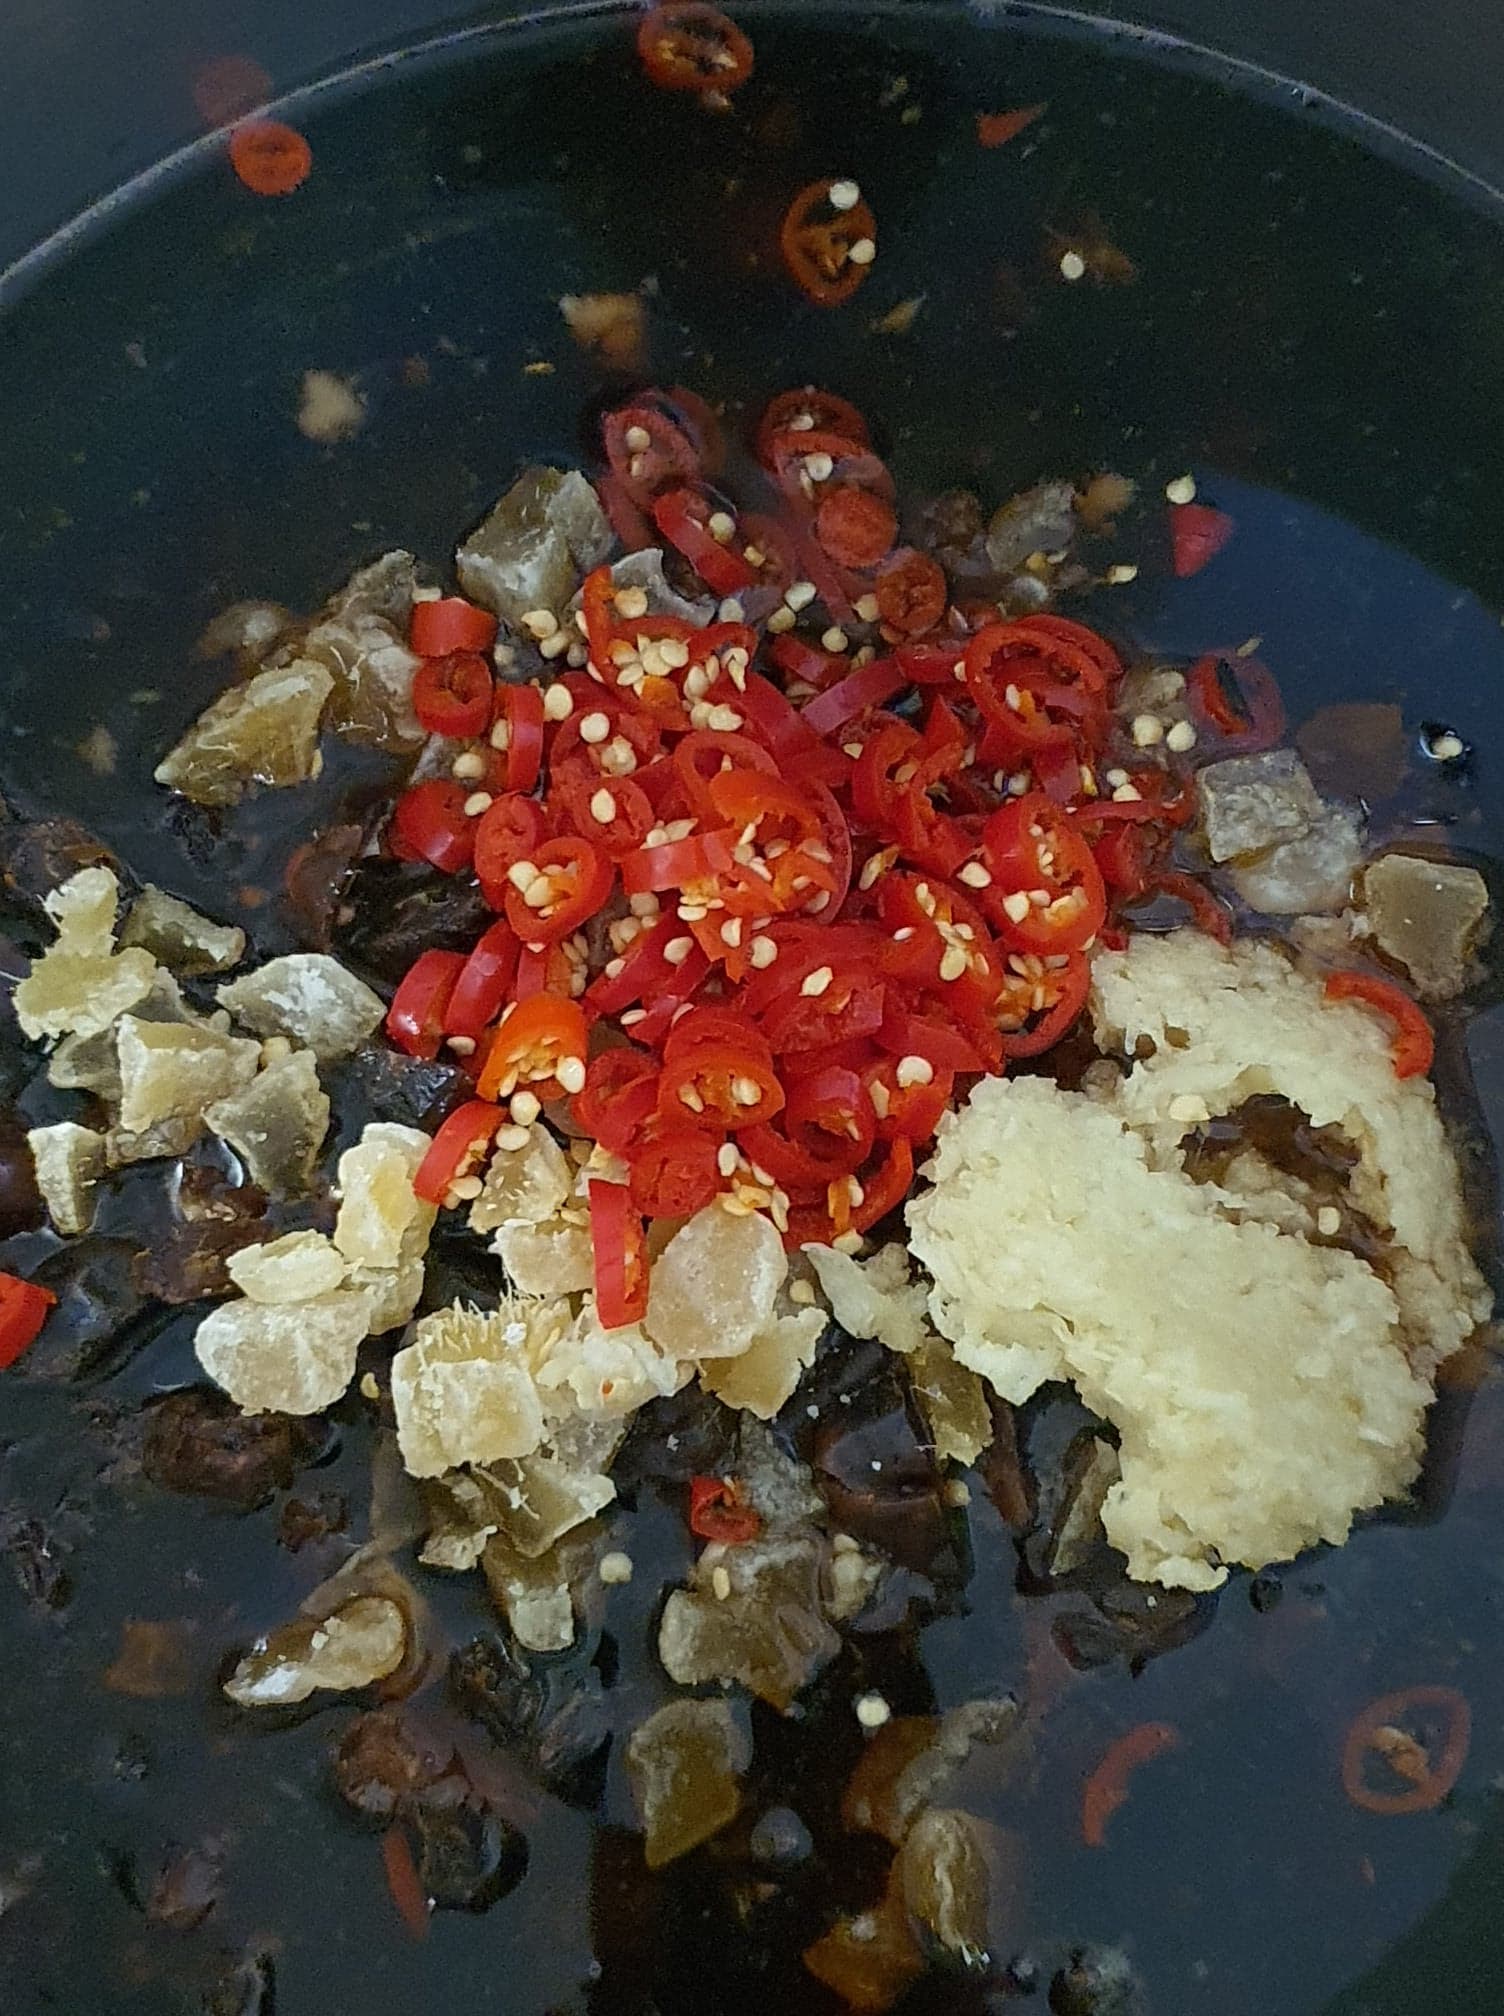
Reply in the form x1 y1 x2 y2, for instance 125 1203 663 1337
800 965 834 997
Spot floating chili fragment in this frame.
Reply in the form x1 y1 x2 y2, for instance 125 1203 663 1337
1341 1686 1470 1815
1169 501 1235 578
781 180 878 308
688 1475 762 1544
637 3 754 95
1325 970 1434 1079
228 119 313 197
1081 1722 1180 1847
977 104 1046 148
192 54 272 127
0 1274 56 1370
380 1825 430 1940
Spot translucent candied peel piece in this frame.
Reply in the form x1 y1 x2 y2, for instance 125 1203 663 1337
804 1243 931 1356
481 1521 603 1654
333 1122 436 1268
226 1230 348 1304
154 658 334 807
469 1127 574 1235
120 885 247 976
218 953 384 1061
115 1016 261 1134
27 1120 107 1236
304 550 425 751
700 1307 826 1419
1198 749 1325 863
205 1048 330 1196
644 1204 787 1360
223 1595 407 1707
626 1697 752 1870
658 1533 840 1712
391 1301 548 1479
194 1288 373 1414
1363 851 1492 1000
494 1220 595 1298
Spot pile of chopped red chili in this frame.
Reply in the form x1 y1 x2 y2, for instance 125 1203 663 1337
383 384 1233 1329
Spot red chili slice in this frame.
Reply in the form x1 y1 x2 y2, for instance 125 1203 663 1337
412 651 493 739
603 404 702 506
652 487 760 597
554 760 656 858
409 596 498 657
574 1048 662 1157
474 793 548 902
445 920 522 1038
798 657 907 738
0 1273 56 1370
815 486 898 570
672 730 779 820
513 940 579 1002
877 1006 986 1075
636 4 754 94
389 779 476 875
982 794 1107 955
688 1475 761 1544
502 835 614 946
387 949 467 1059
659 1039 784 1130
413 1100 504 1204
864 1053 954 1143
1325 970 1434 1079
1143 871 1232 944
754 388 872 467
1186 651 1286 753
495 682 546 794
874 549 948 636
620 827 735 898
628 1125 723 1217
589 1181 651 1329
1169 501 1234 577
780 181 878 309
996 951 1090 1058
477 993 590 1101
977 104 1046 148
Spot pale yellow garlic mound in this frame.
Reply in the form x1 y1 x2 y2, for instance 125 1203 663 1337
907 931 1491 1592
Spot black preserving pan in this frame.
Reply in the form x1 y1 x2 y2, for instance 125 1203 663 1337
3 6 1504 2013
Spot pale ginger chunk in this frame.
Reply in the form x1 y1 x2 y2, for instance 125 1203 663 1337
805 1243 931 1356
120 885 246 976
535 1307 682 1417
154 659 333 807
645 1205 786 1360
27 1121 107 1236
476 1413 622 1559
659 1533 839 1711
391 1301 547 1478
15 867 157 1042
223 1595 406 1706
205 1048 330 1196
334 1122 435 1269
347 1257 426 1336
218 953 384 1061
470 1126 574 1235
194 1289 373 1415
494 1219 595 1297
115 1017 260 1135
627 1698 751 1870
227 1231 348 1304
701 1308 826 1419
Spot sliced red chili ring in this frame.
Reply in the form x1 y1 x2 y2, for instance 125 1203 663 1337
814 485 898 570
603 403 702 506
477 992 590 1101
586 916 688 1016
864 1054 954 1144
410 596 498 658
553 760 656 858
736 512 801 593
387 949 467 1059
412 650 494 738
474 792 549 901
877 1006 986 1074
513 940 580 1002
896 640 967 686
780 182 879 309
876 873 1005 1036
785 1064 877 1172
996 951 1090 1058
754 388 871 467
620 826 735 897
495 681 546 794
1325 969 1434 1079
575 1048 662 1157
652 487 760 597
413 1099 504 1204
597 472 658 551
659 1041 784 1130
502 835 614 946
389 779 476 875
1010 612 1123 686
636 3 754 94
982 793 1107 955
758 960 886 1055
1186 651 1286 753
664 1006 774 1065
628 1124 723 1218
875 549 948 636
672 729 779 820
1140 870 1232 945
688 1474 762 1544
589 1180 651 1330
445 920 522 1037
